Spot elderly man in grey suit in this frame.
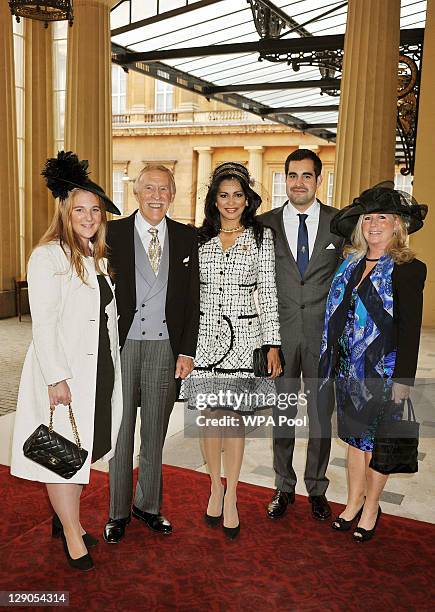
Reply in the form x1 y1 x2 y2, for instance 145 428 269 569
103 165 199 543
259 149 343 521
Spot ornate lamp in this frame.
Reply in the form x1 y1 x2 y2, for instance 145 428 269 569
9 0 74 28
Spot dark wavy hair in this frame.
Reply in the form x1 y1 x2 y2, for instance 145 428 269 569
197 163 264 247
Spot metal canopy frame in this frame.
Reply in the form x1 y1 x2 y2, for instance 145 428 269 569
111 42 337 140
110 0 427 165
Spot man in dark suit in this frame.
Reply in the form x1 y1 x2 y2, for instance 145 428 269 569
103 165 199 543
259 149 343 521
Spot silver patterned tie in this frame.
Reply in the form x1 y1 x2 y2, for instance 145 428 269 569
147 227 161 274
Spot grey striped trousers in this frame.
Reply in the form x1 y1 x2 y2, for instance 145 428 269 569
109 339 176 518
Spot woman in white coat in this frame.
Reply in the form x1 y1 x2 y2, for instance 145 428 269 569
10 151 123 571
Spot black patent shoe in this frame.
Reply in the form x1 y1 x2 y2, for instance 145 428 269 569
353 506 382 543
223 523 240 540
103 515 131 544
332 504 364 531
60 533 94 571
266 489 295 519
223 495 240 540
132 505 172 534
52 514 98 548
308 494 331 521
204 486 225 527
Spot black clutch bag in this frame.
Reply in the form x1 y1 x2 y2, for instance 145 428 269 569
369 398 419 475
253 346 284 377
23 404 88 479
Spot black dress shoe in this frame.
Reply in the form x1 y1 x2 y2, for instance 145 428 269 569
52 514 98 548
308 494 331 520
132 505 172 534
60 533 94 572
266 489 295 519
103 516 131 544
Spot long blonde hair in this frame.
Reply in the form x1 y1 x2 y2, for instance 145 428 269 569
39 188 107 282
344 214 415 264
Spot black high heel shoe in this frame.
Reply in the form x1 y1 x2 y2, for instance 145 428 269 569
60 532 94 571
353 506 382 543
222 496 240 540
52 514 98 548
204 486 225 527
332 503 364 532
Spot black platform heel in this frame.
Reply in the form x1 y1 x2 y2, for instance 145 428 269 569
332 503 364 532
353 506 382 543
52 514 98 548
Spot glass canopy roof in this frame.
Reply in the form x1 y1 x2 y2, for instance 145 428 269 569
110 0 427 163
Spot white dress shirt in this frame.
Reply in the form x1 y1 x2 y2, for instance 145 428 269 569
282 199 320 261
134 211 167 254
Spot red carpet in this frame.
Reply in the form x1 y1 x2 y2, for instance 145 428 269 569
0 463 434 611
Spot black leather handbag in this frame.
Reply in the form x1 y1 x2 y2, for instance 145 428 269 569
23 404 88 479
253 346 284 377
369 398 419 475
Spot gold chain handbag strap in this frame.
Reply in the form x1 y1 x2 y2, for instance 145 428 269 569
48 404 83 449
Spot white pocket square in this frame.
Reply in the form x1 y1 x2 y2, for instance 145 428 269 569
326 243 336 250
183 256 190 265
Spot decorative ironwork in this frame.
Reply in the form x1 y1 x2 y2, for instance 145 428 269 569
9 0 73 28
249 0 287 38
248 0 309 39
397 49 421 176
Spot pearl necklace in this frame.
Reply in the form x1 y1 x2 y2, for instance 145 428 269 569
219 225 244 233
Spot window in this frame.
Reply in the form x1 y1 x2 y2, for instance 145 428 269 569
394 170 413 194
113 171 124 215
326 171 334 206
155 79 173 113
112 65 127 115
272 172 287 209
53 21 67 152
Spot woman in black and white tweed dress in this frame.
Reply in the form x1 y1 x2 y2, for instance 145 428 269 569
182 162 281 539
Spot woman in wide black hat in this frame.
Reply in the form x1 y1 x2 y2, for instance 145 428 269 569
10 151 123 571
319 182 427 542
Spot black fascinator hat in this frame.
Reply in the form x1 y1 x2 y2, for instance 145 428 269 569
42 151 121 215
331 181 427 240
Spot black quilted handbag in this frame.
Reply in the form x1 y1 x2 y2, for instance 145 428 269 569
369 398 419 475
23 404 88 479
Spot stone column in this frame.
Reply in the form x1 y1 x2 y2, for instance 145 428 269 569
194 147 213 227
24 21 54 262
0 4 20 316
411 0 435 326
333 0 400 208
65 0 115 196
128 70 147 113
244 146 265 199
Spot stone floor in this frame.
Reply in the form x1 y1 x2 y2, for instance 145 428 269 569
1 316 434 524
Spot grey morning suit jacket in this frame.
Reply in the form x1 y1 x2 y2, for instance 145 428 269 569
258 202 343 359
